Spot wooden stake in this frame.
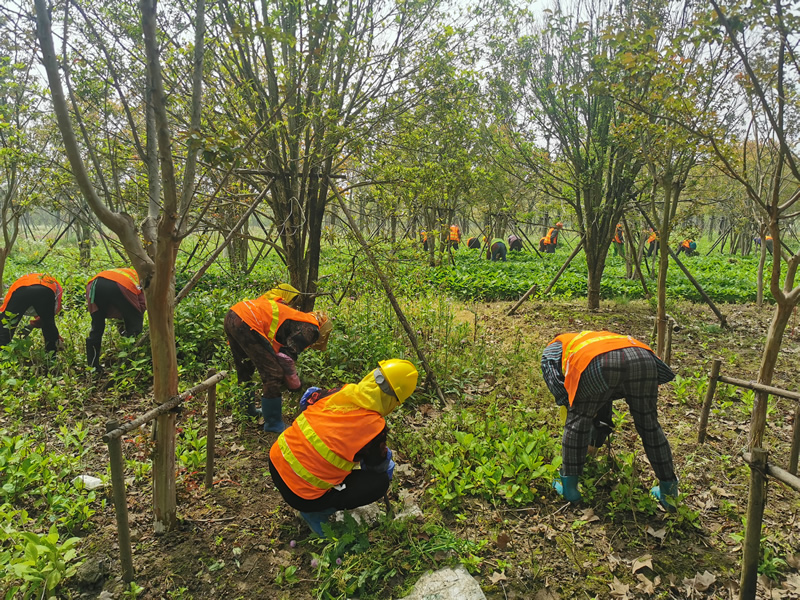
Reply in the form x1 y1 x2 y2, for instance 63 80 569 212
790 403 800 475
664 324 673 367
698 359 722 444
106 420 134 582
330 180 446 404
205 369 217 490
739 448 768 600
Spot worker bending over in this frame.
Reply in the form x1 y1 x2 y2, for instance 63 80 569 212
487 238 507 262
466 237 481 249
449 225 462 250
541 331 679 510
676 239 697 256
224 284 331 432
508 234 523 251
269 359 418 535
646 228 659 257
85 268 146 371
539 222 563 253
612 224 625 256
0 273 63 354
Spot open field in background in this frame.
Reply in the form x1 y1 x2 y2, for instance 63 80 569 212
1 239 798 599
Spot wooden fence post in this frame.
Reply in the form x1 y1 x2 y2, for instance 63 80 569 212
106 420 134 582
205 369 217 490
790 403 800 475
698 359 722 443
740 449 768 600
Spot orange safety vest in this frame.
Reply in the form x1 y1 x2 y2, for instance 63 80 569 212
614 229 623 243
89 268 141 296
550 331 654 406
449 225 461 241
681 239 691 249
1 273 62 314
647 232 658 244
269 388 386 499
543 227 557 245
421 230 428 241
231 295 318 354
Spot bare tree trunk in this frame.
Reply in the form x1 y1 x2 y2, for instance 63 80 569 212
750 302 794 448
757 240 767 306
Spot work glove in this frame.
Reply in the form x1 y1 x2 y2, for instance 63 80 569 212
284 373 302 391
385 448 395 481
650 479 679 512
300 387 322 411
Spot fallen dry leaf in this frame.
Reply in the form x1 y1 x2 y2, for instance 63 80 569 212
580 507 600 523
609 576 631 599
646 526 666 540
783 573 800 593
683 570 717 592
496 533 511 551
489 571 507 585
635 573 657 595
608 553 621 572
787 553 800 570
632 554 653 574
230 443 245 452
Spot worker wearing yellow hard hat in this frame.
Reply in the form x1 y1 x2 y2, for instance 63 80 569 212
269 359 419 536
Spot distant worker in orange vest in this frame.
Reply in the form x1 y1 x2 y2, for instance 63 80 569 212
612 223 625 256
541 331 679 510
224 284 332 432
508 234 523 251
85 268 147 371
676 239 697 256
539 222 563 253
448 224 462 250
646 228 659 257
0 273 63 354
269 359 418 535
420 230 429 252
466 236 481 249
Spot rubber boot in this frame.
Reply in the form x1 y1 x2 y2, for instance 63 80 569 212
300 507 337 536
553 475 581 503
242 387 261 418
261 396 286 433
650 479 679 512
85 338 103 373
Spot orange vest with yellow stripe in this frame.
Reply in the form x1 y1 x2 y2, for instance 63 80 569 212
543 227 556 245
1 273 62 313
269 388 386 499
231 295 318 353
89 268 140 296
551 331 654 406
449 225 460 241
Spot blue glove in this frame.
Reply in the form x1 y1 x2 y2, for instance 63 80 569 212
300 387 322 411
386 448 395 481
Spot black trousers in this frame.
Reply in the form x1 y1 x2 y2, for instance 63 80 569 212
0 285 59 352
269 459 390 512
88 278 144 345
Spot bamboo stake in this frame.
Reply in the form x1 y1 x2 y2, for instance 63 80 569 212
790 403 800 475
622 218 650 299
330 181 446 404
543 236 585 295
739 449 768 600
506 286 538 317
106 420 134 582
664 324 673 367
743 451 800 491
698 359 722 443
205 369 217 489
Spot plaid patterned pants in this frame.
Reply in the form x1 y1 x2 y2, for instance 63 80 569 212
562 346 676 482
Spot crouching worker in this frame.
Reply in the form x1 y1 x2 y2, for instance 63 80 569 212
541 331 679 510
487 238 507 262
0 273 63 354
269 359 419 536
224 284 332 432
86 268 146 371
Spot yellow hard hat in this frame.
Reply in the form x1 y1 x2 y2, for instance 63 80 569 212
309 311 332 351
376 359 418 403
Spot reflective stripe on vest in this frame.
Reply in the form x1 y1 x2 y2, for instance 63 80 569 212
1 273 61 314
552 331 653 406
267 300 281 343
232 296 318 354
277 435 336 491
294 413 357 473
89 268 140 295
544 227 555 245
